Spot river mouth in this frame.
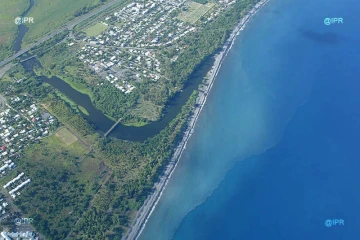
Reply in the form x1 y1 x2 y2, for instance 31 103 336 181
21 56 213 141
13 0 35 52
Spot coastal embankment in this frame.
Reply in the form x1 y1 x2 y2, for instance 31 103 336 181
122 1 270 239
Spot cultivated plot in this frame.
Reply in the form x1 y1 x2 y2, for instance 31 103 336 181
55 127 78 145
178 1 216 24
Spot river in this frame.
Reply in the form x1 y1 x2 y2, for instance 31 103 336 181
16 0 216 142
21 56 213 141
13 0 35 52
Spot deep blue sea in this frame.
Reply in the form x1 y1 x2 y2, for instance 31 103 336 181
138 0 360 239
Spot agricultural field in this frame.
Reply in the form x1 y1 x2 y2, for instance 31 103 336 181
178 1 216 24
55 127 78 145
85 22 108 37
21 0 111 46
0 0 29 59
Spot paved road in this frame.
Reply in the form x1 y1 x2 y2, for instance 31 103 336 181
0 0 127 67
0 63 16 78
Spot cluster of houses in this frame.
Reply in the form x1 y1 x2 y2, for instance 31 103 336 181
76 0 193 90
3 172 30 199
101 0 192 48
104 74 136 94
0 231 36 240
0 194 9 218
0 95 57 198
74 0 238 95
0 160 16 179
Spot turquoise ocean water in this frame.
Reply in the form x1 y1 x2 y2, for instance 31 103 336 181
139 0 360 239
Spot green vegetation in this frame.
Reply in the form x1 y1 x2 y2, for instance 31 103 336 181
127 99 163 122
55 90 78 110
55 127 78 145
178 1 215 24
167 0 260 87
33 42 152 124
0 0 263 239
0 72 17 82
61 67 95 98
22 0 112 46
92 81 138 119
6 66 52 99
68 91 198 239
122 120 148 127
85 22 108 37
47 99 94 136
14 133 102 240
0 0 29 59
78 105 89 115
1 67 198 238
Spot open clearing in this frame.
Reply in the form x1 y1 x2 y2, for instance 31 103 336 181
85 22 108 37
178 1 215 24
55 127 78 145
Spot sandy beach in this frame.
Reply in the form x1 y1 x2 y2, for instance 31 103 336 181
122 1 270 239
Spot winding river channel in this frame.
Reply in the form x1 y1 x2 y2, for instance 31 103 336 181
14 0 212 142
21 57 211 141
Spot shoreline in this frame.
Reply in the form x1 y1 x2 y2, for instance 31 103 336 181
122 0 270 239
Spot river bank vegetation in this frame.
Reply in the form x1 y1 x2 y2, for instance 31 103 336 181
0 0 261 239
27 0 261 127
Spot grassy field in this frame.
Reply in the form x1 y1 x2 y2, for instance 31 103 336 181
85 22 108 37
178 1 215 24
21 0 110 46
122 120 148 127
0 0 29 59
55 127 78 145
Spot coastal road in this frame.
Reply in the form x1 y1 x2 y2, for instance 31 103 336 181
0 0 128 67
122 1 270 239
